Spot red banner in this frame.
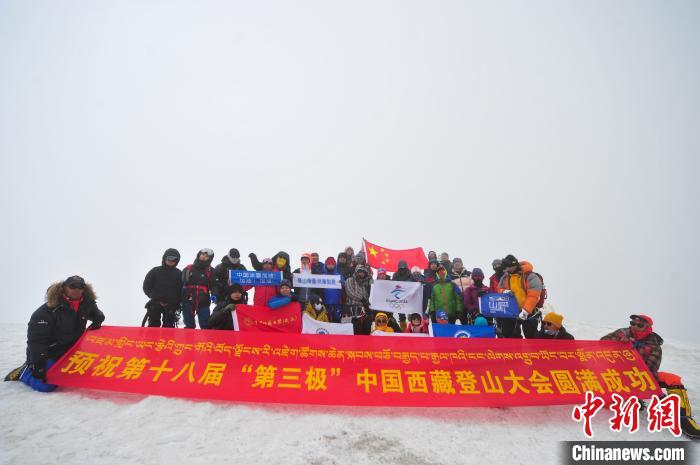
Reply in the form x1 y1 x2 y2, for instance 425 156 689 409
235 303 302 333
363 239 429 272
47 326 661 407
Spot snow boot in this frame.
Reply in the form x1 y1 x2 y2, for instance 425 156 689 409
4 363 27 381
665 386 700 440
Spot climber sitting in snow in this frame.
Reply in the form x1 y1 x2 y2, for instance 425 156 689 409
601 314 699 439
5 276 105 392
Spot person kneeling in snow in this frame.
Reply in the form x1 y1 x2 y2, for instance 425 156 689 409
371 312 394 334
537 312 574 340
304 295 329 322
267 280 298 309
209 284 248 330
405 313 429 334
6 276 105 392
601 314 700 439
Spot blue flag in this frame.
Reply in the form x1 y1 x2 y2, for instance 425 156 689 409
478 293 520 319
431 323 496 338
229 270 282 286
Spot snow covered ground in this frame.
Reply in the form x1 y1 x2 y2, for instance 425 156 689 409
1 321 698 465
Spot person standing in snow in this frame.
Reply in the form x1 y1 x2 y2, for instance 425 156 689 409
16 276 105 392
211 248 247 302
182 248 215 329
293 253 317 308
488 259 503 293
252 258 279 307
392 260 412 282
343 265 372 321
450 257 471 296
336 252 353 279
497 254 543 339
429 265 463 323
462 268 489 325
142 248 182 327
322 256 344 322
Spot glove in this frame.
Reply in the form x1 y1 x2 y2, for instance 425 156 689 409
210 294 218 304
502 290 513 295
31 361 47 382
477 289 487 297
88 321 102 330
518 309 529 321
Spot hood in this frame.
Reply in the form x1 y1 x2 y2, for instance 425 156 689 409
519 261 534 273
323 263 339 275
46 281 97 308
161 248 181 266
272 251 291 271
193 252 214 268
354 265 370 280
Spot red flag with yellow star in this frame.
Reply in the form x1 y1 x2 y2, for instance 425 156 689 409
363 238 429 272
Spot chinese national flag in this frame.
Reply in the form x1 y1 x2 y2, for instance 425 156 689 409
363 239 429 272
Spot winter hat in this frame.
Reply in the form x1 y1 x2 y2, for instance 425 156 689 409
398 260 408 270
374 312 389 323
492 258 502 269
474 315 488 326
502 254 518 268
630 314 654 326
301 253 311 262
279 279 292 289
64 275 85 287
409 313 422 322
436 309 448 321
228 248 240 259
543 312 564 329
471 268 485 279
199 248 214 257
325 257 336 266
453 258 463 266
262 257 273 265
429 259 439 267
310 294 322 305
337 252 348 261
228 283 244 294
440 252 449 261
377 267 387 275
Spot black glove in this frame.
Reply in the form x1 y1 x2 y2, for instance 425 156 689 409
31 362 47 382
477 289 487 297
88 321 102 330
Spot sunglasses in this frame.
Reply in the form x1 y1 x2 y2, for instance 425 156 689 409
376 319 388 324
629 320 647 329
68 283 85 290
542 321 554 327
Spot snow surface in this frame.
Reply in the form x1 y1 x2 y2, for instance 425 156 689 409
1 321 698 465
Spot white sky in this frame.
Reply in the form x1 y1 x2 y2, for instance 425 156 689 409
1 1 698 343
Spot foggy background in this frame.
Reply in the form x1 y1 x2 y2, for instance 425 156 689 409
1 1 698 342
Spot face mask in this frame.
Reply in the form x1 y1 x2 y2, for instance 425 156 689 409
314 303 323 311
544 329 558 336
276 258 287 268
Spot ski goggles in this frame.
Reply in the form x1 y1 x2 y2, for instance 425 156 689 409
198 248 214 256
375 318 388 325
629 320 648 329
68 283 85 290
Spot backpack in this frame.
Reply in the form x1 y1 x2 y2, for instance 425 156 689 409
533 272 547 308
